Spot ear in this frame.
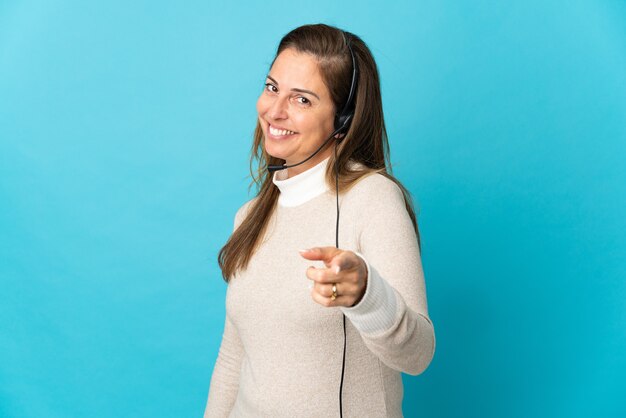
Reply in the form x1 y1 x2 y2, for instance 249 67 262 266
334 133 346 139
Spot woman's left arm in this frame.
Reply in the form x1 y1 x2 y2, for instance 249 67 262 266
342 177 435 376
302 177 436 376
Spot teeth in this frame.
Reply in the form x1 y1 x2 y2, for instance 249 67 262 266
270 125 296 136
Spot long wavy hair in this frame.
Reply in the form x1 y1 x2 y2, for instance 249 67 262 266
218 23 420 282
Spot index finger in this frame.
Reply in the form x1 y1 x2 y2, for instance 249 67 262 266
298 247 342 265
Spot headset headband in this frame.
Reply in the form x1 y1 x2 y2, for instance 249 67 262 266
334 31 358 134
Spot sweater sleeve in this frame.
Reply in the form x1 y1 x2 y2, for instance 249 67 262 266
339 176 436 376
203 201 253 417
203 314 244 417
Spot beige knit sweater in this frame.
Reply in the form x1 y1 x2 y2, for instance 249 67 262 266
204 157 435 417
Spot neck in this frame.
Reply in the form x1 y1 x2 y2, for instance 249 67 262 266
272 155 331 207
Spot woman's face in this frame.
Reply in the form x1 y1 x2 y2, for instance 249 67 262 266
256 47 337 178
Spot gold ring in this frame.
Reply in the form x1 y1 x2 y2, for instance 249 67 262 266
331 283 337 301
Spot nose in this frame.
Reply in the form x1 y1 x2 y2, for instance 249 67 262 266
267 95 289 121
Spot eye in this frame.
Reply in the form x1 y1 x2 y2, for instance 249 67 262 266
264 83 278 93
296 96 311 105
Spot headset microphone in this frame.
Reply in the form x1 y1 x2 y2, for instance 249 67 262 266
265 110 353 173
267 127 343 173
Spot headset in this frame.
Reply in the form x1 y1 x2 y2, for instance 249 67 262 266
266 31 358 418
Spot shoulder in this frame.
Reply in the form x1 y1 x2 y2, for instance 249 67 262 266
344 172 418 250
233 196 258 230
345 171 406 206
341 171 410 224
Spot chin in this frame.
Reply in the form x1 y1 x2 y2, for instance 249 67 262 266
263 140 289 162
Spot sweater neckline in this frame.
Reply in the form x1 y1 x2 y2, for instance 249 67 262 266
272 157 330 207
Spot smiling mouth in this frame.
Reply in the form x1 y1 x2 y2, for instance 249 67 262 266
269 124 298 138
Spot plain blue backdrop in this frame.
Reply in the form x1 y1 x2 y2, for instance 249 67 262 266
1 1 625 417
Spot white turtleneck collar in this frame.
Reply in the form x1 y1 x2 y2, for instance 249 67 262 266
272 157 330 207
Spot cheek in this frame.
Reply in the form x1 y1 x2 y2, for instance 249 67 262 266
256 95 268 115
295 111 327 131
311 113 335 135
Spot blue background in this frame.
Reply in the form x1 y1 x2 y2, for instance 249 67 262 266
1 1 625 417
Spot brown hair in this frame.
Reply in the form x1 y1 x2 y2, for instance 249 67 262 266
218 23 420 282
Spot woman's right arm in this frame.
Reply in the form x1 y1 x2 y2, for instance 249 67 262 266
203 314 244 418
203 201 253 417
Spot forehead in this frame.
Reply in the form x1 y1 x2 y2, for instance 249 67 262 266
269 48 329 98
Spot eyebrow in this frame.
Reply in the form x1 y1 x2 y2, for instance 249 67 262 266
266 75 320 100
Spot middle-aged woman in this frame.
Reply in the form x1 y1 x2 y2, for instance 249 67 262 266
204 23 436 418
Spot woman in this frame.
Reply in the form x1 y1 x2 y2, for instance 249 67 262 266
204 24 435 418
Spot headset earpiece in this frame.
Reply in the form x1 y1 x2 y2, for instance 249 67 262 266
333 113 352 138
